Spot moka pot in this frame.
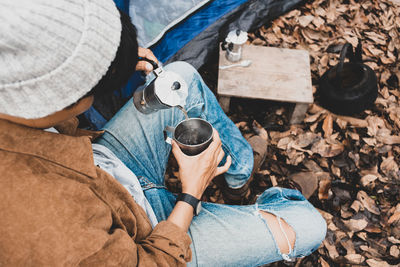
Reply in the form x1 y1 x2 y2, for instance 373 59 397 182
133 59 188 114
222 30 248 62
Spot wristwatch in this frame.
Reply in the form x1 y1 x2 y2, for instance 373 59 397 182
177 193 202 216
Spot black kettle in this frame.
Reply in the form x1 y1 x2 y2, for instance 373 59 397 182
319 42 378 115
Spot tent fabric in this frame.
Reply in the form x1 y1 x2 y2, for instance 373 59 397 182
83 0 303 130
129 0 211 48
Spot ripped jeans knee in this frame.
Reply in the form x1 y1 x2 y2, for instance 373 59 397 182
258 211 296 262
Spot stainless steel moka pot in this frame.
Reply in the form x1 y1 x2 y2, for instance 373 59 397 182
133 59 188 114
222 29 248 62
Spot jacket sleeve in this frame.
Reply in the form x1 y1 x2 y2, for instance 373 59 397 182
137 221 192 266
78 220 192 267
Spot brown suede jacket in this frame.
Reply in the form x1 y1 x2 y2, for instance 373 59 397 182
0 118 191 266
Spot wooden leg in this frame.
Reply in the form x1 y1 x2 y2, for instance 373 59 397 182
219 96 231 113
290 103 309 125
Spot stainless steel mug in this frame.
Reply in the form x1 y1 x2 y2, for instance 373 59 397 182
164 118 213 156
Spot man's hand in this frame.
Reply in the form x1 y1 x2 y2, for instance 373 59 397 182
171 129 232 199
135 47 159 74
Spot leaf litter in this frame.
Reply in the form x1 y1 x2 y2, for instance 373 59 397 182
166 0 400 266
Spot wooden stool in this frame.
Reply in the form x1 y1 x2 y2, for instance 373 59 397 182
218 44 313 124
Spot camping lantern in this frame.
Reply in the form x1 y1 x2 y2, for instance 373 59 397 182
222 30 248 62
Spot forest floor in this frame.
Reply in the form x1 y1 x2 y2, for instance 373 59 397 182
167 0 400 266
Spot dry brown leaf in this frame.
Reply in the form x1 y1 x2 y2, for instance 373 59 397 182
363 137 377 146
252 120 269 142
322 114 333 138
319 257 330 267
360 174 378 187
304 159 324 172
380 156 399 179
388 212 400 224
289 172 318 198
365 31 387 46
301 28 329 42
380 135 400 145
293 132 319 148
318 177 332 200
388 236 400 244
389 245 400 258
317 208 333 222
366 259 395 267
344 254 365 265
341 208 353 219
357 191 380 215
312 16 325 28
311 139 345 158
304 112 323 123
343 217 368 232
323 239 339 259
350 200 363 213
235 121 247 128
335 117 348 129
336 115 368 127
357 232 368 241
287 149 305 165
347 131 360 141
298 15 314 27
277 137 293 150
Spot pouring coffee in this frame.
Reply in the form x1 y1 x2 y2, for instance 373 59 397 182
133 58 188 114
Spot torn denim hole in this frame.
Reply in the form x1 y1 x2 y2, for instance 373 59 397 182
254 203 296 262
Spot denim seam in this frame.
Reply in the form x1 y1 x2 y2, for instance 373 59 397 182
138 175 167 191
221 142 252 176
187 228 199 266
102 129 167 187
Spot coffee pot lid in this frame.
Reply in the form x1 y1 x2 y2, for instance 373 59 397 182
154 69 188 107
225 29 248 45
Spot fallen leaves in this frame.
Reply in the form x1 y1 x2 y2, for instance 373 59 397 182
357 191 380 215
245 0 400 265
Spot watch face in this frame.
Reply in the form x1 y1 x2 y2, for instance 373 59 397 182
196 202 202 215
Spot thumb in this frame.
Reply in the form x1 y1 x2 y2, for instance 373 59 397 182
135 61 153 72
171 140 183 161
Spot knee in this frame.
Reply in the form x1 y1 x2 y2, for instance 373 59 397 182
259 211 296 256
296 208 327 256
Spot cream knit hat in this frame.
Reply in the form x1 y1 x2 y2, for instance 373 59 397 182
0 0 121 119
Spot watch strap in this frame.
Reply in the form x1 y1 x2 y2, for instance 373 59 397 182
177 193 200 215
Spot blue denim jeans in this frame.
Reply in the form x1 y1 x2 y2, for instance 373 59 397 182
96 62 326 266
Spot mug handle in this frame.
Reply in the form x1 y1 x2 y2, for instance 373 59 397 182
163 126 175 145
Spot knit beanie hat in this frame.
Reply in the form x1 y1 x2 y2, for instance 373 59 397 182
0 0 121 119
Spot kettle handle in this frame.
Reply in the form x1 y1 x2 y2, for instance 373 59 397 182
335 42 363 88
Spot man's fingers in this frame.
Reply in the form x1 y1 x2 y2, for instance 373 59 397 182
136 47 159 73
135 61 153 72
171 140 184 161
215 155 232 176
216 147 225 163
208 129 222 151
138 47 159 64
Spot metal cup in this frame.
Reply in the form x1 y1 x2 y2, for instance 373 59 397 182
164 118 213 156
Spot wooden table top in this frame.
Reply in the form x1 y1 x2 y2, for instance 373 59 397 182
218 45 313 104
